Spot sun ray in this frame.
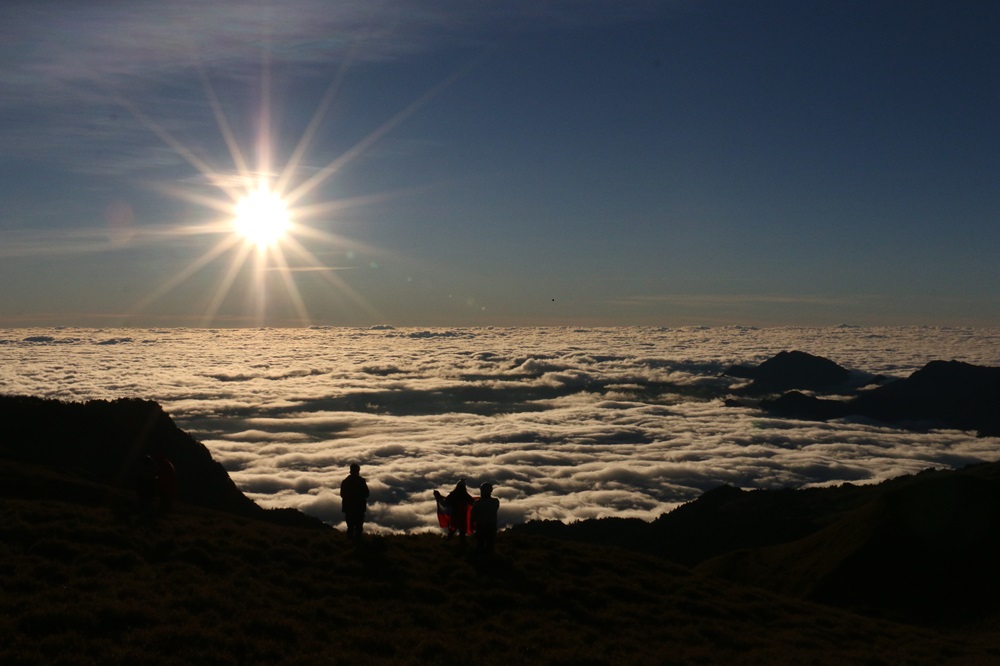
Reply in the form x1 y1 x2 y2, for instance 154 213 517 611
147 182 240 216
128 233 242 317
282 225 404 271
247 247 265 324
277 235 385 320
114 95 243 202
284 60 478 207
274 41 361 198
122 41 472 326
200 241 257 326
277 234 342 271
290 185 432 221
269 244 314 325
196 63 253 189
257 43 273 188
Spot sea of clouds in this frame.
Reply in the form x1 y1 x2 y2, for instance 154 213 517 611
3 326 1000 533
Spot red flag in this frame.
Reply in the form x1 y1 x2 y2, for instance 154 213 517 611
434 490 477 533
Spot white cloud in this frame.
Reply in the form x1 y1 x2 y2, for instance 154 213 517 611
3 326 1000 532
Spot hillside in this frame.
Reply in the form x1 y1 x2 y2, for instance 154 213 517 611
697 468 1000 625
0 395 321 530
515 462 1000 627
4 394 1000 663
4 457 1000 665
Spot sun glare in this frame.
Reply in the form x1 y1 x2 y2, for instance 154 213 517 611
234 187 290 248
124 52 466 326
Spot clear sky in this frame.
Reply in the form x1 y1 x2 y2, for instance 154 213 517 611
1 1 997 328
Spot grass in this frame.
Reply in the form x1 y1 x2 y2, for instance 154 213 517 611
3 460 1000 665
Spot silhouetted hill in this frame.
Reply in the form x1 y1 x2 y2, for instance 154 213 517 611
0 395 323 529
853 360 1000 435
513 481 888 567
7 394 1000 660
515 461 1000 626
725 350 855 395
762 359 1000 436
698 467 1000 625
4 456 1000 664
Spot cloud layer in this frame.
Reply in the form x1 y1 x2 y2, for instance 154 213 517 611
3 325 1000 532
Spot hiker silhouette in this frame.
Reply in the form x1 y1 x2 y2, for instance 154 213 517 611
471 482 500 555
340 463 370 540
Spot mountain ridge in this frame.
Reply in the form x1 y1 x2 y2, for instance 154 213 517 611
750 355 1000 436
0 394 324 530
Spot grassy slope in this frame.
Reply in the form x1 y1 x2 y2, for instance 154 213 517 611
3 461 1000 665
696 470 1000 626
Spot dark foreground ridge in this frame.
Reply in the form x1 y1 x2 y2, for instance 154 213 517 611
514 461 1000 626
3 394 1000 664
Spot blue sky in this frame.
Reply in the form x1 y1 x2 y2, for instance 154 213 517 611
1 0 997 327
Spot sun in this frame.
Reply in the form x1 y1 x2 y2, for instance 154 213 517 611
233 186 291 248
123 53 468 326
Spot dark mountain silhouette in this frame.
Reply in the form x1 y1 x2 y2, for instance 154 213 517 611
762 359 1000 436
513 481 883 566
8 457 1000 663
6 391 1000 635
515 461 1000 625
725 350 854 395
0 394 323 529
698 466 1000 625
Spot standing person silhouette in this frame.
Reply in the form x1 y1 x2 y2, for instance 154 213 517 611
471 482 500 556
340 463 370 540
445 479 475 541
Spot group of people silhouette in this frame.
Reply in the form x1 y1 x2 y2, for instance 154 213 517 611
340 464 500 554
435 479 501 555
135 458 499 551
